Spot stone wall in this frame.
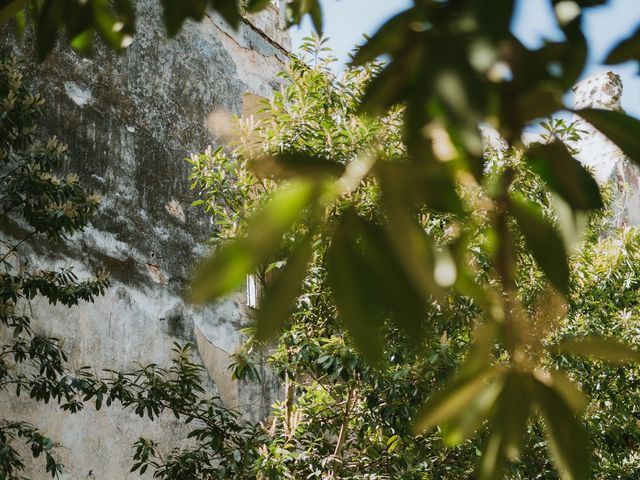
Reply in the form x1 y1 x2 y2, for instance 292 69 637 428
0 2 288 478
570 71 640 227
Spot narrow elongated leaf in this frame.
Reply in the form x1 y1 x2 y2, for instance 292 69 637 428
575 108 640 164
190 181 316 303
476 372 533 480
327 210 427 353
529 376 590 480
414 366 500 434
0 0 25 24
251 152 345 180
327 208 433 348
443 376 504 445
255 236 313 341
478 429 509 480
350 8 416 66
70 31 93 55
162 0 242 34
285 0 323 33
94 0 136 50
573 0 607 5
378 170 443 301
246 0 271 13
211 0 242 29
354 214 429 342
557 337 640 363
326 214 384 363
35 0 63 60
474 0 515 41
461 321 500 376
377 162 464 215
542 370 588 413
604 26 640 67
526 142 602 210
358 45 421 115
13 7 24 37
498 373 531 460
509 195 569 294
161 0 207 37
307 1 322 34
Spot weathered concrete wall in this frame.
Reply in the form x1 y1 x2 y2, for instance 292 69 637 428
1 2 287 478
570 71 640 227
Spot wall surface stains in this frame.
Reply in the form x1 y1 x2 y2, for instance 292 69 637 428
0 1 286 478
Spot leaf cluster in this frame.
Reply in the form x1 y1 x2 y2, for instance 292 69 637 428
0 0 323 60
187 35 640 480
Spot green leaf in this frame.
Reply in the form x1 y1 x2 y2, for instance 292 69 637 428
378 170 443 299
509 195 569 294
497 373 531 460
161 0 208 37
35 0 64 60
285 0 323 33
526 141 602 210
210 0 242 29
476 372 533 480
358 45 422 115
0 0 26 24
255 235 313 341
190 180 317 303
516 90 565 125
574 108 640 165
327 209 436 357
478 429 509 480
13 8 25 37
326 212 385 364
474 0 515 41
546 370 587 413
604 26 640 68
443 375 504 445
387 434 401 453
350 8 416 66
557 337 640 363
307 0 322 35
246 0 271 13
413 366 500 434
251 152 345 180
352 214 429 342
572 0 607 5
70 31 94 55
529 375 590 480
377 161 464 215
94 0 136 51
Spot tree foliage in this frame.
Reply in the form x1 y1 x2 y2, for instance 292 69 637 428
182 1 639 477
0 0 324 60
1 0 640 478
185 39 640 479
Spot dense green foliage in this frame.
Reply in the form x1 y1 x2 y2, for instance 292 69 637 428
0 0 324 60
185 41 640 479
1 0 639 478
183 2 639 478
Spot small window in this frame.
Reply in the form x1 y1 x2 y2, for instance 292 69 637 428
246 273 259 308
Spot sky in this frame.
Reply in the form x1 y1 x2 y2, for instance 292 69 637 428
289 0 640 118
